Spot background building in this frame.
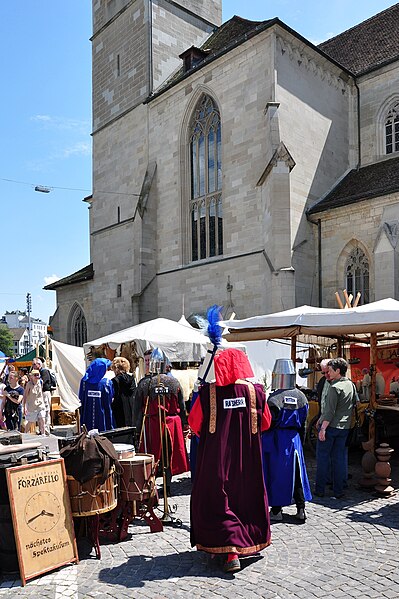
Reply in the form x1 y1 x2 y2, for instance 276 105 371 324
1 311 47 354
45 0 399 344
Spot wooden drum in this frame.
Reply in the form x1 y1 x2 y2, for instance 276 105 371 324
119 454 156 502
67 466 118 517
113 443 135 460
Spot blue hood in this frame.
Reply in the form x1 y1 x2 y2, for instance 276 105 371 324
84 358 111 383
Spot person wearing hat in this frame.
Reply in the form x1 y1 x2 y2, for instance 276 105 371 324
262 358 312 522
189 348 272 573
22 370 46 435
78 358 115 432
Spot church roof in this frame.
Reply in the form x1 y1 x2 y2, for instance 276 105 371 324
152 6 399 102
43 264 94 290
200 15 272 55
152 16 276 96
307 156 399 215
319 4 399 75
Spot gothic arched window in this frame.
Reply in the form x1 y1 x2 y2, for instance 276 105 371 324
385 103 399 154
189 95 222 261
70 305 87 347
346 248 369 305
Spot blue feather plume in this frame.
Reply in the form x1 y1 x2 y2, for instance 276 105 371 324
206 305 223 347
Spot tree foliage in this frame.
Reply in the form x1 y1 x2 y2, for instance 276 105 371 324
0 325 13 357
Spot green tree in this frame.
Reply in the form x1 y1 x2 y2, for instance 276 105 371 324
0 325 13 357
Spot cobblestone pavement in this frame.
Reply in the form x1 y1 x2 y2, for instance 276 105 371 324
2 450 399 598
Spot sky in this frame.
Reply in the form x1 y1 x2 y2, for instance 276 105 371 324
1 0 396 324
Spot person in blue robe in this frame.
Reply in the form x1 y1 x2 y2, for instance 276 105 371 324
262 359 312 522
79 358 115 432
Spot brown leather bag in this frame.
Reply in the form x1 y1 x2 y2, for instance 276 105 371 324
60 431 122 483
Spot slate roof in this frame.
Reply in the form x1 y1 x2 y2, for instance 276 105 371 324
307 156 399 215
319 4 399 75
9 328 27 342
152 16 275 97
153 4 399 101
43 264 94 290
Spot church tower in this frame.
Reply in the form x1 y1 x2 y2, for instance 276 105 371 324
88 0 222 333
92 0 222 131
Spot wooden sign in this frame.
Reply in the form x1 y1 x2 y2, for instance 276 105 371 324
6 458 78 586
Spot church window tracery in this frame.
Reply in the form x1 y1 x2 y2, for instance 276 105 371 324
345 247 369 305
70 305 87 347
385 102 399 154
189 95 223 261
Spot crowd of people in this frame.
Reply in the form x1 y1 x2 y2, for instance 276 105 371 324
0 347 360 575
0 357 55 435
76 348 359 574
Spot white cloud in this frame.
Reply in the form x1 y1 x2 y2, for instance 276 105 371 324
44 274 60 285
31 115 90 134
33 114 51 122
61 142 91 158
27 140 92 171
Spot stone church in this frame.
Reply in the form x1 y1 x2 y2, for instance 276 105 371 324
45 0 399 345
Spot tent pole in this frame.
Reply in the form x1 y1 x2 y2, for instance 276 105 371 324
45 334 49 366
291 336 297 363
369 333 377 449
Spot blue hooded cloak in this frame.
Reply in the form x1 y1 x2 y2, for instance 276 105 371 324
262 387 312 507
78 358 115 432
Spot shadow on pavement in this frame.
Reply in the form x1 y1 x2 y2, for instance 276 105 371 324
98 550 266 587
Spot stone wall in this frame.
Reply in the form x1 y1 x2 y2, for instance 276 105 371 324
315 195 399 307
275 29 354 306
152 0 215 91
358 62 399 165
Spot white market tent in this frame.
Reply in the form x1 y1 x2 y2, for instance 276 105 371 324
83 317 208 363
221 299 399 341
51 340 85 411
221 298 399 445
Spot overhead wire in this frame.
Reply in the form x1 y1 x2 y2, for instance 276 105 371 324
0 177 140 196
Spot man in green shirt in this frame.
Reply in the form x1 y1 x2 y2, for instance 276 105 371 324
315 358 355 499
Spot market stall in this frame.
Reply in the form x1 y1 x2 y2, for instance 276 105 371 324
83 317 209 368
221 298 399 450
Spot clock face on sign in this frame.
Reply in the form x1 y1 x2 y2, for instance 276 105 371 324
24 492 61 533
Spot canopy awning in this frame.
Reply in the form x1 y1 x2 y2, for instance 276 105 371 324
84 317 208 363
12 345 46 366
221 299 399 342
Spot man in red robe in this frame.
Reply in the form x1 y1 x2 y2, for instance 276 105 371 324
189 348 272 573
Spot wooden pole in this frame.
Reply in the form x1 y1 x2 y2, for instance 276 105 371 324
343 289 351 308
335 292 344 309
45 334 49 367
291 335 297 363
353 292 361 308
337 337 342 356
369 332 377 449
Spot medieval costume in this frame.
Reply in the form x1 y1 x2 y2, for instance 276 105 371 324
112 371 137 428
189 348 272 573
136 372 189 494
262 359 312 522
78 358 115 432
